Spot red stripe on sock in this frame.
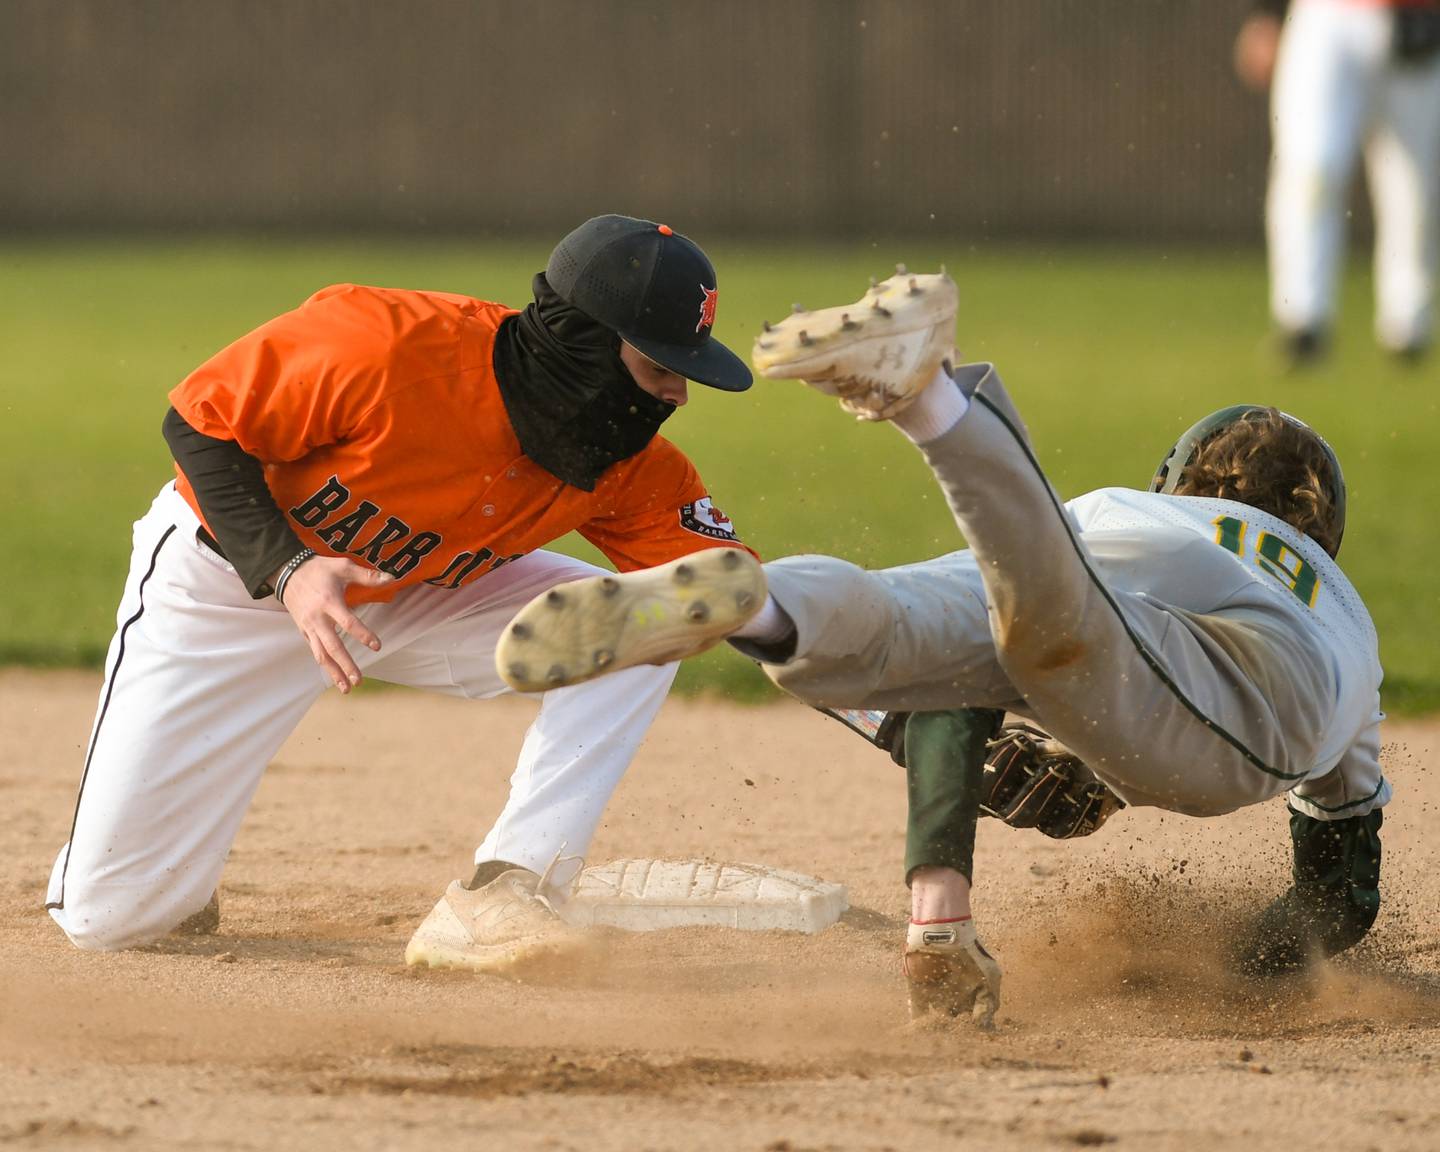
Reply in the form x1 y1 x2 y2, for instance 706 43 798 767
909 915 972 925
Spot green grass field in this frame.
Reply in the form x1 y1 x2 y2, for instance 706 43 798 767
2 238 1436 710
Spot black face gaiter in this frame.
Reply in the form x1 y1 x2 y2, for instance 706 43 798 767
492 273 676 491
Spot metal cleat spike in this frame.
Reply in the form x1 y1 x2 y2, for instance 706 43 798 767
762 320 773 332
869 276 878 289
593 649 614 668
895 262 908 275
939 263 947 276
510 622 531 639
546 590 565 608
756 341 773 352
545 665 567 685
508 663 528 682
673 563 694 585
735 591 755 610
871 300 891 318
599 577 619 598
908 277 920 294
798 330 812 346
686 601 711 623
841 313 858 331
721 550 741 569
792 303 805 314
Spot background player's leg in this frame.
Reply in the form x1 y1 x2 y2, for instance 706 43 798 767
1366 52 1440 354
47 487 326 950
364 550 676 882
1266 0 1380 345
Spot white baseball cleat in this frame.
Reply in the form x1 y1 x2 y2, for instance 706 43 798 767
751 267 958 420
405 870 580 975
496 548 766 693
902 918 1002 1030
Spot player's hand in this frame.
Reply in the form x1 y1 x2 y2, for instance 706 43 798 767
1234 13 1281 92
277 557 394 693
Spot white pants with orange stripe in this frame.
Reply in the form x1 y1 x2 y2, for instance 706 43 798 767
1269 0 1440 349
46 482 675 951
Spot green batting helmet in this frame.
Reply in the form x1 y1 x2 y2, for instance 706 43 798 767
1149 405 1346 558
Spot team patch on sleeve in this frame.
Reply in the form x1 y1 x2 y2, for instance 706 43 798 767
680 496 738 541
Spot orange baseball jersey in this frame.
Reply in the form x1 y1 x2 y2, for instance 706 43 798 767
169 283 752 603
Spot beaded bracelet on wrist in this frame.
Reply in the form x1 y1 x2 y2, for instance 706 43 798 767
273 548 317 606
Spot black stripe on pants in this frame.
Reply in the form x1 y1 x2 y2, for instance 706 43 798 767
46 525 177 911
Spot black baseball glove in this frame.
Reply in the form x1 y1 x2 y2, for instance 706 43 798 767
979 723 1124 839
821 708 1123 840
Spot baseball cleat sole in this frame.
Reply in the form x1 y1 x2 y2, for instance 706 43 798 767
752 267 958 420
496 548 766 693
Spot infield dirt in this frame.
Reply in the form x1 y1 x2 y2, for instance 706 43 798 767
3 669 1438 1151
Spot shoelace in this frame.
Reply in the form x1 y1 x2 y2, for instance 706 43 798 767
533 842 586 914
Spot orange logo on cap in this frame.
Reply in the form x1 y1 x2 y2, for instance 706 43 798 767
697 285 718 333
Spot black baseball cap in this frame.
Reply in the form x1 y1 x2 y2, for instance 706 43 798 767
546 214 752 392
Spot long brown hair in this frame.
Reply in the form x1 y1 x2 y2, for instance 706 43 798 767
1171 408 1341 555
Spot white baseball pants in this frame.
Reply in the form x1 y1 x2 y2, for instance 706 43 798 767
1269 0 1440 348
47 483 675 950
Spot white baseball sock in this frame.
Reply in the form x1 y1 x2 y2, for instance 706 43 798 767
892 366 970 444
731 593 793 644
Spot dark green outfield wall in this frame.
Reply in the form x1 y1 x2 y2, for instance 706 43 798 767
1 0 1268 240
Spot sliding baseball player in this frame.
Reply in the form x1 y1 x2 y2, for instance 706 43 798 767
501 269 1386 1027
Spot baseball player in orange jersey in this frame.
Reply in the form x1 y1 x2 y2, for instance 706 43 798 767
46 215 757 971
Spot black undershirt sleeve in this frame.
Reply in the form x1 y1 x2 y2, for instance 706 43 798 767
161 406 306 599
1253 0 1288 18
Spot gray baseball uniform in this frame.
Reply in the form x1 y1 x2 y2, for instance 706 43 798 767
750 363 1386 823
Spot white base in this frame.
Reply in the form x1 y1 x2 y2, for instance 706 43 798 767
557 858 848 934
